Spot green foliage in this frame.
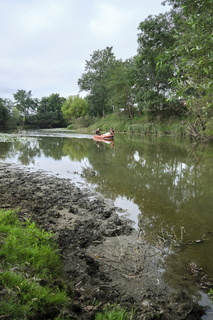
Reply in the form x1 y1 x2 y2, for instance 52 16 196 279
13 90 37 121
71 115 95 129
0 271 67 318
135 12 181 119
0 209 68 319
61 95 88 121
10 107 21 127
95 305 134 320
78 46 117 117
106 59 136 118
160 0 213 139
1 0 212 141
0 98 14 129
0 101 9 127
88 113 189 136
0 209 61 276
209 288 213 300
36 93 66 128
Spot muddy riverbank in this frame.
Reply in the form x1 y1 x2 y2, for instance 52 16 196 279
0 161 205 319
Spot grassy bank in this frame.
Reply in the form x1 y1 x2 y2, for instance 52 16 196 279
0 209 134 320
71 113 190 137
0 209 68 319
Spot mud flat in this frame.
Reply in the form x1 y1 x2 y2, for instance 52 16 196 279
0 161 205 319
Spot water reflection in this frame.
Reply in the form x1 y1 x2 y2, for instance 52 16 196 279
1 135 213 239
94 140 115 149
1 132 213 312
1 134 212 239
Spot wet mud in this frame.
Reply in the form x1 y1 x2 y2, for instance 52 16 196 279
0 161 206 319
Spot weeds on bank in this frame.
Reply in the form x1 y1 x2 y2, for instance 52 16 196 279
209 288 213 300
95 304 135 320
78 113 189 137
0 209 68 319
0 209 134 319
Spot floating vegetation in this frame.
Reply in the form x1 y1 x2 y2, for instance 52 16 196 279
0 134 38 142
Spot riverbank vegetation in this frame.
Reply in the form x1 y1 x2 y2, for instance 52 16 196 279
76 112 190 137
0 209 134 320
0 0 212 142
0 209 68 319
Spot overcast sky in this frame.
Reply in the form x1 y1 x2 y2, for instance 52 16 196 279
0 0 171 101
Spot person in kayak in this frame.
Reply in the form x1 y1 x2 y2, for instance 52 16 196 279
110 127 115 135
95 128 101 135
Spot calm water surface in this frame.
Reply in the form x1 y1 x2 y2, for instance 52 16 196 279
1 130 213 317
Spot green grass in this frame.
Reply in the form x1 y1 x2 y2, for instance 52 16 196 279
0 209 135 319
209 288 213 300
95 305 134 320
0 209 68 319
0 210 61 277
70 113 190 137
0 271 67 318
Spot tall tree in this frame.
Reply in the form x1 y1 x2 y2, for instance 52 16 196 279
13 90 37 123
0 98 22 129
161 0 213 139
36 94 66 128
61 95 88 122
106 59 136 117
0 98 11 128
78 46 116 117
135 12 184 119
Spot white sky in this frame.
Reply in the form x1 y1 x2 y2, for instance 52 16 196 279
0 0 170 101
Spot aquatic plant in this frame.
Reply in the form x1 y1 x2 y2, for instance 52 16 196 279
0 134 38 142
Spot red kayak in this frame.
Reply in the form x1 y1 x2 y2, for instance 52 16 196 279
93 133 114 140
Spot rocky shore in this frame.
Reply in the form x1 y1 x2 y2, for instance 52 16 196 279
0 161 205 319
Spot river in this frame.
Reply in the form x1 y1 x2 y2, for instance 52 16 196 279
1 129 213 318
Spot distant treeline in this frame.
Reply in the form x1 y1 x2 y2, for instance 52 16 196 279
0 0 212 140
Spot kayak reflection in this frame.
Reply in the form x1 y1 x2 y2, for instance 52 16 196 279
94 139 115 149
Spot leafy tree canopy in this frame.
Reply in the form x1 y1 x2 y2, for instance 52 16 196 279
36 93 66 128
78 46 117 117
135 12 182 119
13 90 37 119
160 0 213 138
0 98 10 127
106 59 136 118
61 95 88 121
